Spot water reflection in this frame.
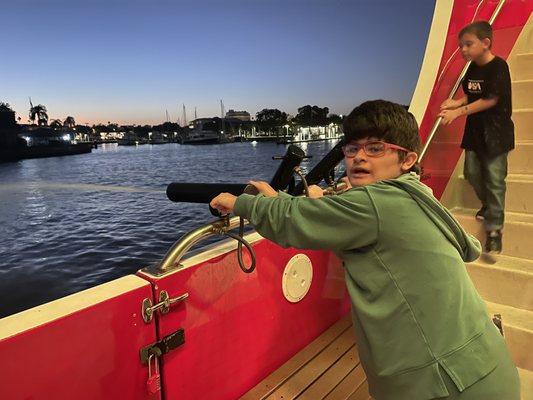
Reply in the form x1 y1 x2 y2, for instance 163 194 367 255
0 141 339 317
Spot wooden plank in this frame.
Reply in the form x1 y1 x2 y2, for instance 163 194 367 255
241 314 353 399
323 364 367 400
347 380 370 400
265 327 356 400
299 345 360 399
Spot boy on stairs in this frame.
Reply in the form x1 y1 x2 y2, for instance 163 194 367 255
439 20 514 253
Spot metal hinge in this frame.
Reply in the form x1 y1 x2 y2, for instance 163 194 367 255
142 290 189 323
140 328 185 364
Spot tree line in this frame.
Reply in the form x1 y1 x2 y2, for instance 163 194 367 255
1 101 345 137
255 105 343 134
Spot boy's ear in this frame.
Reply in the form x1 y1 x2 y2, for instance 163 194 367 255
482 37 491 49
401 152 418 172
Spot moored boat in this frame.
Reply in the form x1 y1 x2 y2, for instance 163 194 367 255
118 131 147 145
180 118 233 144
18 128 93 159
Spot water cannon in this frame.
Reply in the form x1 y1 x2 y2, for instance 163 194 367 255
162 142 346 275
166 145 307 209
292 140 345 196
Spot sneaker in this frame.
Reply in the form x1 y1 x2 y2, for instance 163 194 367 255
476 206 487 221
485 230 502 253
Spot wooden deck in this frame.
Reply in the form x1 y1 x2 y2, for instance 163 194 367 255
242 315 371 400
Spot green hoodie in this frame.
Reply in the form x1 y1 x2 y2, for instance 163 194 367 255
234 173 506 400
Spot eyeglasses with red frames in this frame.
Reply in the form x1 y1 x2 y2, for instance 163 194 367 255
342 141 410 158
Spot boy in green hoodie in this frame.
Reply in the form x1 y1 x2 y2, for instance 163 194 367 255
210 100 519 400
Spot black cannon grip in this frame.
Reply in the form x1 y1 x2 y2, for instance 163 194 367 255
166 183 247 204
292 140 344 195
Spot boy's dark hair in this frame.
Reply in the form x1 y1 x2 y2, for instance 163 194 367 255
459 20 493 49
343 99 421 154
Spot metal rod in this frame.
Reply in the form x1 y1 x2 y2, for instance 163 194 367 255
418 0 506 163
158 216 242 272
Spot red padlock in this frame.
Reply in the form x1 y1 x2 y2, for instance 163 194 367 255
147 354 161 397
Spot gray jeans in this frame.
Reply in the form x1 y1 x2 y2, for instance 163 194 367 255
464 151 508 231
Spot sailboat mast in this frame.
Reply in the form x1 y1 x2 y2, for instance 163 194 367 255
220 99 225 134
29 97 34 123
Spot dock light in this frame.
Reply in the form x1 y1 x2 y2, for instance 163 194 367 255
23 136 30 144
62 134 70 141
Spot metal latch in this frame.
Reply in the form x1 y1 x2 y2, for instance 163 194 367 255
140 328 185 363
142 290 188 323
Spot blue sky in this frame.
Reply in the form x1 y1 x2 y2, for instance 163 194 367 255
1 0 435 125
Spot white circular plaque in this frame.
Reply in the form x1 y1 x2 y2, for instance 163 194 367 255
282 254 313 303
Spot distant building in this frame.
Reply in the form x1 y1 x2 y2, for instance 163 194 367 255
0 109 18 133
19 127 74 146
294 123 342 142
225 109 250 121
0 108 23 162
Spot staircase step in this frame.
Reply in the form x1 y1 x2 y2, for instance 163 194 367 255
509 141 533 174
513 80 533 109
485 302 533 371
513 53 533 80
455 174 533 214
513 109 533 141
466 254 533 311
452 208 533 259
519 368 533 400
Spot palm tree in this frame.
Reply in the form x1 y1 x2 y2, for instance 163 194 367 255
0 102 13 112
64 116 76 128
50 119 63 130
29 104 49 126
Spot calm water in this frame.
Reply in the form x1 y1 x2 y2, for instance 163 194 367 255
0 141 339 317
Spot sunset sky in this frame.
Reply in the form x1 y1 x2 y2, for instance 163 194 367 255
1 0 435 125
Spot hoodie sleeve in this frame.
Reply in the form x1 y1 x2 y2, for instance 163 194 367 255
463 233 482 262
437 206 482 263
385 175 483 263
233 189 378 252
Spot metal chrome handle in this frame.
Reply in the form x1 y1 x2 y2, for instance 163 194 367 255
142 290 189 323
158 216 242 273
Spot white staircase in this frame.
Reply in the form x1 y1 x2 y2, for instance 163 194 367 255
441 16 533 399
